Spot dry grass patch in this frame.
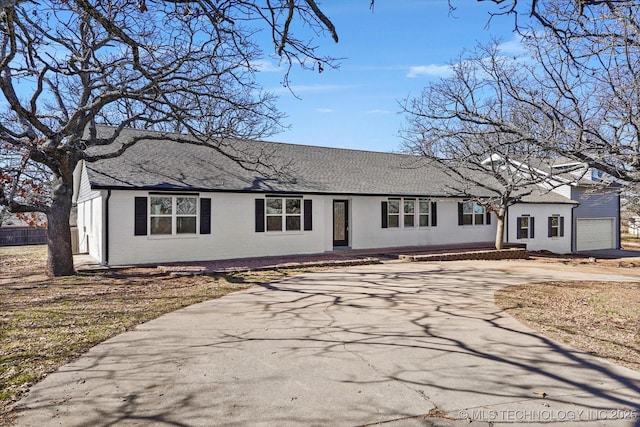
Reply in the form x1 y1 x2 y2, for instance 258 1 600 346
0 245 314 424
496 281 640 372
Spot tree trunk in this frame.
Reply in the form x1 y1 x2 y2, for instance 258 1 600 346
46 176 75 277
495 208 506 250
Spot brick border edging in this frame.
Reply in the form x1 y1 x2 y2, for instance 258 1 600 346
176 257 382 276
399 248 528 262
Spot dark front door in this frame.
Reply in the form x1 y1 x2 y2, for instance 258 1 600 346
333 200 349 247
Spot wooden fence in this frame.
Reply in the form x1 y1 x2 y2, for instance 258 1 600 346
0 227 48 246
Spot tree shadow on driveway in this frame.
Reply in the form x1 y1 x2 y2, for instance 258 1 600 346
13 261 640 426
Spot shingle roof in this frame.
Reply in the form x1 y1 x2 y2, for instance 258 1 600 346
518 187 578 204
82 127 575 204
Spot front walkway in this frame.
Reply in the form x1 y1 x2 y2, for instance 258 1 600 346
15 260 640 426
74 242 525 273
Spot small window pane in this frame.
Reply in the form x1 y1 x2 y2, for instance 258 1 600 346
473 203 484 214
475 213 484 225
404 200 415 214
286 199 301 214
419 201 430 214
151 217 172 235
177 217 196 234
551 216 559 227
286 216 301 231
521 217 529 228
266 198 282 214
404 215 415 227
419 215 429 227
463 201 474 214
176 197 197 215
267 216 282 231
388 200 400 214
388 215 399 228
463 214 473 225
151 197 172 215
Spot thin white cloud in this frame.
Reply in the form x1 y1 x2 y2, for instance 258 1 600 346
497 35 527 57
252 59 283 72
316 108 334 113
406 64 453 78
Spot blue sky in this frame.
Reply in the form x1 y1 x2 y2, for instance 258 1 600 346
254 1 526 153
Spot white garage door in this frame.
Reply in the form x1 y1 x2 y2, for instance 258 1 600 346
576 218 615 251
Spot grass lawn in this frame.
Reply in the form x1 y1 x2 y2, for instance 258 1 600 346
0 245 314 424
496 281 640 372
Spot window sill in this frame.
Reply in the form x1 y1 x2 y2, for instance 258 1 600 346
264 231 305 236
147 234 201 240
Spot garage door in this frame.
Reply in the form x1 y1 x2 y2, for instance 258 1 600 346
576 218 615 251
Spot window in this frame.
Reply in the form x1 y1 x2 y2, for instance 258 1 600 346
134 195 209 237
517 215 535 239
419 199 430 227
388 199 400 228
548 215 565 237
266 197 302 231
459 201 485 226
176 197 197 234
149 195 197 235
382 198 437 228
152 196 197 235
404 199 415 227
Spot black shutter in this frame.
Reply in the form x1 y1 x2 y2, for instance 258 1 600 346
381 201 388 228
255 199 265 232
431 201 437 227
548 217 553 237
134 197 147 236
200 198 211 234
304 199 313 231
486 210 491 225
458 203 464 226
517 217 523 239
559 216 565 237
530 217 535 239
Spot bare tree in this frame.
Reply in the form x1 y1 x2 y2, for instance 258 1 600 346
401 42 572 250
0 0 339 276
403 0 640 249
457 1 640 179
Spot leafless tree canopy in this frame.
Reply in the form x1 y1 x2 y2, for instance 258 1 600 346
401 41 570 249
404 1 640 181
0 0 340 275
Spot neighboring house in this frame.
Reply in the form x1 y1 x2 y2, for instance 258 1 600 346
73 128 618 265
545 160 621 252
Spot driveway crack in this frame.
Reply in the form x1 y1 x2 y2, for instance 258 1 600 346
319 304 435 407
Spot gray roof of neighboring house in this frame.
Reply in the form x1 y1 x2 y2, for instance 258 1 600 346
518 187 578 204
82 127 577 204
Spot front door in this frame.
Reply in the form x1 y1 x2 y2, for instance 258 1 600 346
333 200 349 247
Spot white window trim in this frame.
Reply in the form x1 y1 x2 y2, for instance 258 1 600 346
462 201 485 226
403 198 416 228
549 214 562 239
519 215 531 239
387 198 401 229
148 195 199 238
418 198 431 228
265 196 303 233
387 197 434 229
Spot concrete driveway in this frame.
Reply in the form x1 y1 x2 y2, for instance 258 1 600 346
13 260 640 427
